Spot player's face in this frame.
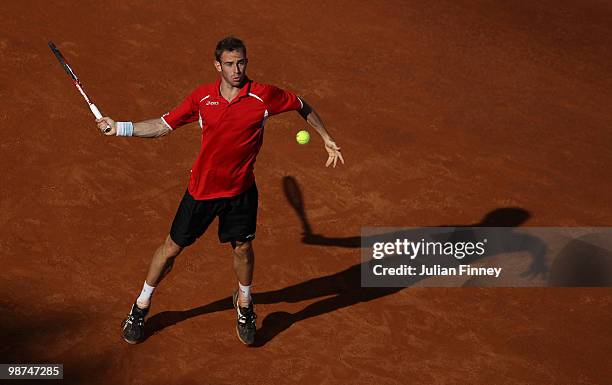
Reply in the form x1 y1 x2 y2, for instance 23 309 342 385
215 49 248 87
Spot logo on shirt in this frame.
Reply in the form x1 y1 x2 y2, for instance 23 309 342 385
206 100 220 106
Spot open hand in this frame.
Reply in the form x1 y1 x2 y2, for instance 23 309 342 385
324 139 344 167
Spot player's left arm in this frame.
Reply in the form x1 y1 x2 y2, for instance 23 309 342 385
298 98 344 168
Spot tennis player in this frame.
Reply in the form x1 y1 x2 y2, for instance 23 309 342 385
96 36 344 345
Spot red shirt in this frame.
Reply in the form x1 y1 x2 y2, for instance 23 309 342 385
161 78 302 200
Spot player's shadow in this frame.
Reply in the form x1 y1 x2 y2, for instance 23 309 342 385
247 177 548 346
145 176 549 346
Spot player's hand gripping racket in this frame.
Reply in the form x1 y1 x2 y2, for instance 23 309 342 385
48 41 111 133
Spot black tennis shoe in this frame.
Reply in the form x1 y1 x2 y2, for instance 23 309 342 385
233 291 257 345
121 302 149 344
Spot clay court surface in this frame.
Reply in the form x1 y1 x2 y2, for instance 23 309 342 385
1 1 611 384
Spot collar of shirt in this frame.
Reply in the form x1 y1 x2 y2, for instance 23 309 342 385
214 77 252 103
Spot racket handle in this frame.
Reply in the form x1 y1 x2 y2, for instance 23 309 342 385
89 103 111 133
89 103 103 119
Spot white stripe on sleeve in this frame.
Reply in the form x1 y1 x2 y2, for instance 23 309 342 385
161 114 174 131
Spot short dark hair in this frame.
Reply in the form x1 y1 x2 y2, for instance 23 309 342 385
215 36 247 62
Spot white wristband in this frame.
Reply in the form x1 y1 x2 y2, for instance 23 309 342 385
116 121 134 137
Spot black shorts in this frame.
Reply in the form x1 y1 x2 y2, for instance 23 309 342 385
169 184 258 247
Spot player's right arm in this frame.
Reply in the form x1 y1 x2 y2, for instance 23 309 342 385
96 117 171 138
96 86 201 137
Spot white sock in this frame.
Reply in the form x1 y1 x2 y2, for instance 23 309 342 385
238 282 252 304
136 281 156 308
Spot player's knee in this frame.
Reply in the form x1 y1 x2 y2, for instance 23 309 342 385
164 235 183 258
232 240 253 259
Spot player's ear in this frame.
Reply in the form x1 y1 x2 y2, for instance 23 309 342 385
214 60 221 72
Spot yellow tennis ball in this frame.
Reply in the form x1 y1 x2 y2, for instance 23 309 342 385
296 130 310 145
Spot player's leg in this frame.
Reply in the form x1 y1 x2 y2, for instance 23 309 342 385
233 239 254 306
121 235 183 344
218 183 258 345
121 189 214 344
137 234 184 308
231 239 257 345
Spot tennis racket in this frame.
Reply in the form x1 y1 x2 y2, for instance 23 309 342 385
48 41 111 133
